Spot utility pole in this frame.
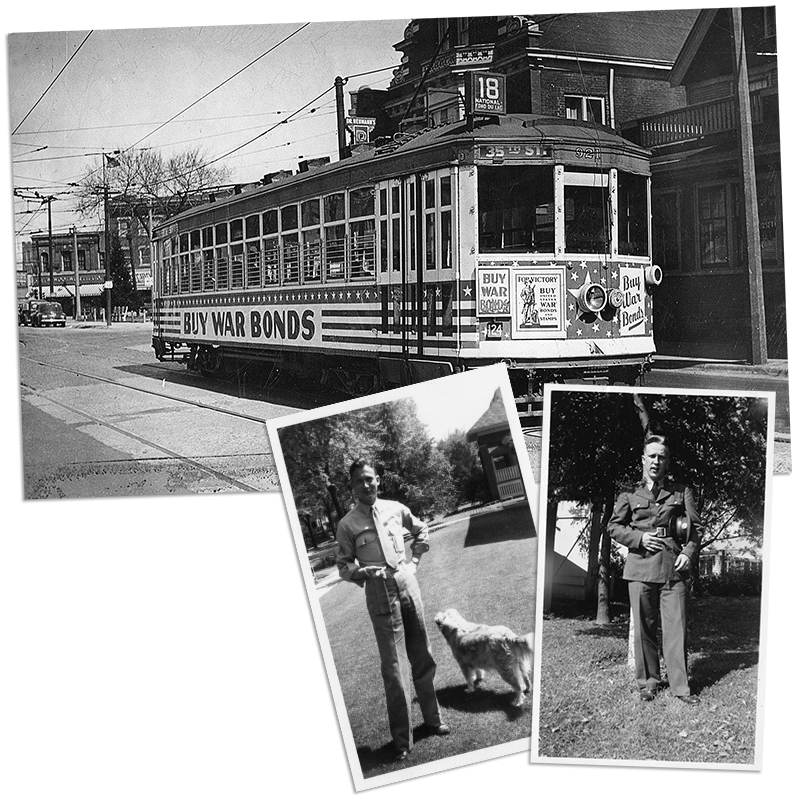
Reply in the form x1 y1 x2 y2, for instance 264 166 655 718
334 76 349 161
47 195 54 296
103 154 112 327
732 7 768 365
72 226 82 320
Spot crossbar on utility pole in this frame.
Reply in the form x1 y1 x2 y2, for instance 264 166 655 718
732 7 768 365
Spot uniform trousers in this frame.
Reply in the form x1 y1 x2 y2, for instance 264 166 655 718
628 578 690 697
364 562 441 751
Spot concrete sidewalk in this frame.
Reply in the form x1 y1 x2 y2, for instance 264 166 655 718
652 355 789 379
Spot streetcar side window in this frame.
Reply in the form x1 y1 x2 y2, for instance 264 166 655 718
323 193 346 282
281 205 299 284
215 223 229 291
301 199 322 283
478 166 555 253
263 209 278 235
349 187 376 280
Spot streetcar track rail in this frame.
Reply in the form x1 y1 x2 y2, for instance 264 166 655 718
20 354 276 425
22 386 263 493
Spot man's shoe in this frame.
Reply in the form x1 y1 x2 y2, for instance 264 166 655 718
428 723 451 736
394 749 409 762
639 688 656 702
676 695 701 705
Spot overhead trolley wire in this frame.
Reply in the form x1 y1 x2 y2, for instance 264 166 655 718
12 31 93 136
124 22 311 152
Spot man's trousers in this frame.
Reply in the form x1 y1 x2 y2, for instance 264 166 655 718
365 563 442 752
628 578 691 697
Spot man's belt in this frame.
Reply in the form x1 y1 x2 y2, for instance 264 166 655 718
654 515 690 544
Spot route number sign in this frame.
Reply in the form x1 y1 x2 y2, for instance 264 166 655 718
467 72 506 116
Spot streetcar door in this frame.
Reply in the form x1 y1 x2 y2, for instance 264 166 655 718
377 178 410 361
420 167 457 359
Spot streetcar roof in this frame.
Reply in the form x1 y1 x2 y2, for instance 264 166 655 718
155 115 650 234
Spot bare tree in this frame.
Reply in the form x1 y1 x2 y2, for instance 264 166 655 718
76 146 231 240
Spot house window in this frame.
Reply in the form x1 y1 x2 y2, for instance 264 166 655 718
61 251 72 272
653 191 681 270
565 95 605 125
697 184 741 269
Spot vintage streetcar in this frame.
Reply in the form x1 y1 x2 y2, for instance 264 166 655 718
151 112 661 416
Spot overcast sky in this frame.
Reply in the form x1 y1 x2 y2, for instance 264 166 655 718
7 15 408 241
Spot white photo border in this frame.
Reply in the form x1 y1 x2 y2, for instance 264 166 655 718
266 362 540 790
531 383 775 770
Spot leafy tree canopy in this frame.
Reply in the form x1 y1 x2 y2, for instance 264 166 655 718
547 392 768 550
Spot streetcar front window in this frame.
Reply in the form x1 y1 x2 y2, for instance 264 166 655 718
618 172 649 257
564 181 609 254
478 166 554 253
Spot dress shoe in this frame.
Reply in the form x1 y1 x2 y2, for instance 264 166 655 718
639 688 656 702
394 749 409 762
676 694 701 705
428 723 451 736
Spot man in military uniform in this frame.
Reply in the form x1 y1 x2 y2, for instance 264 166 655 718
608 435 702 704
336 459 449 760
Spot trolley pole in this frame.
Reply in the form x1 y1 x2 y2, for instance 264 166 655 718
732 7 768 365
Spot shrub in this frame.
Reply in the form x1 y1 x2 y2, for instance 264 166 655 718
695 571 762 597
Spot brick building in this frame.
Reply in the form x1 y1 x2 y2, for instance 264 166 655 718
354 12 698 136
28 230 106 316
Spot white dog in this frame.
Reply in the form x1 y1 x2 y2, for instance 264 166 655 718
434 608 533 707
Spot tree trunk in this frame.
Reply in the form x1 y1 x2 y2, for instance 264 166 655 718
585 500 602 610
596 494 615 623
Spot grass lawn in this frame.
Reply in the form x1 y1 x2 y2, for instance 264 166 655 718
319 504 537 780
537 595 761 764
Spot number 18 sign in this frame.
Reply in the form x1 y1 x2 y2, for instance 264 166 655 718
467 72 506 116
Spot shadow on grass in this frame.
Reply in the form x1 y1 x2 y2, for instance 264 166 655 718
463 506 536 548
435 684 529 721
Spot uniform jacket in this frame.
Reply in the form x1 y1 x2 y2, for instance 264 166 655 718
608 480 701 583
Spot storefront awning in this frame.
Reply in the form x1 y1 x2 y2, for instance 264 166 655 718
45 283 105 298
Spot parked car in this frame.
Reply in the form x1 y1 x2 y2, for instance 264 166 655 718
18 300 43 325
30 301 67 327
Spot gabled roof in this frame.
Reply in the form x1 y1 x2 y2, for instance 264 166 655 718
533 10 700 65
669 8 722 86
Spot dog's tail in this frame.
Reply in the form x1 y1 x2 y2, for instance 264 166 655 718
512 633 534 668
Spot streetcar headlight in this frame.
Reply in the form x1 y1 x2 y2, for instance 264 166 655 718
645 265 663 287
577 283 607 314
608 288 624 309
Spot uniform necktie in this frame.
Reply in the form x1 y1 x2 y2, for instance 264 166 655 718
372 505 399 569
652 481 660 501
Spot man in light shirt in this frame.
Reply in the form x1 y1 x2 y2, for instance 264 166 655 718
336 459 449 761
608 435 702 704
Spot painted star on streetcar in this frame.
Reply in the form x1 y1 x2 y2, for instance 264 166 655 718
567 271 598 302
463 286 473 297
